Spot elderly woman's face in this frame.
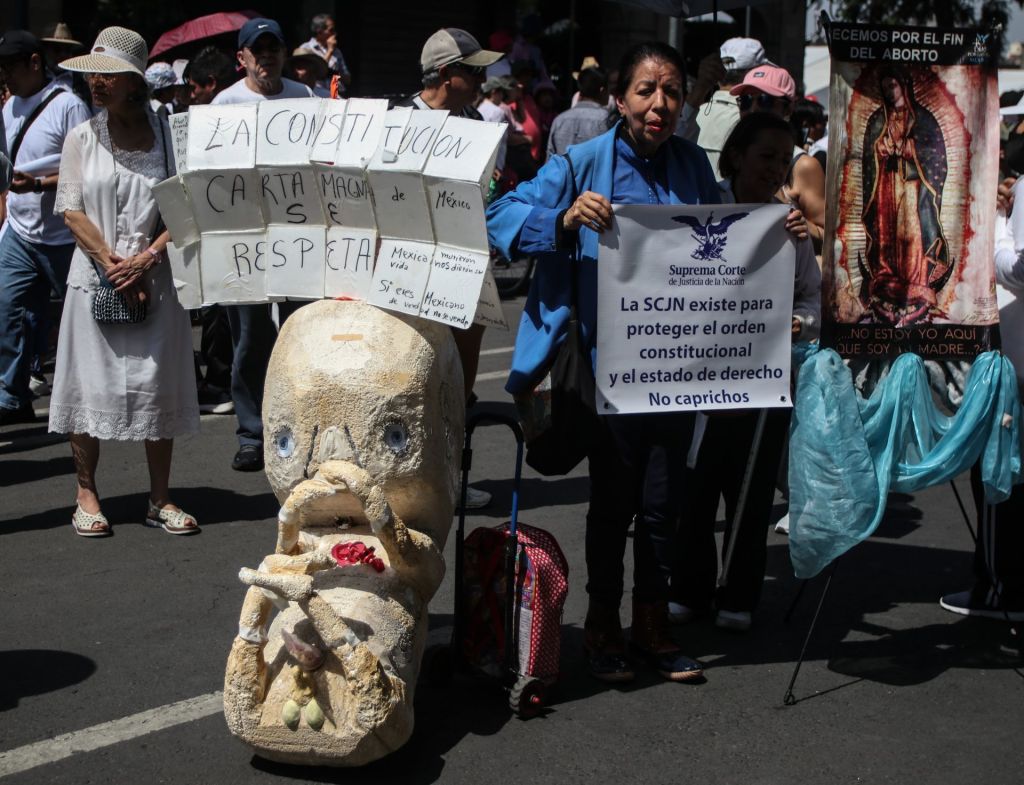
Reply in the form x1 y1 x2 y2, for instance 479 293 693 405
616 57 683 156
87 72 140 107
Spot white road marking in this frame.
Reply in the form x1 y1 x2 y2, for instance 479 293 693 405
0 691 223 778
475 370 508 382
479 346 513 356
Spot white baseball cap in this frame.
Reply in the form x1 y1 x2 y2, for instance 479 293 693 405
720 37 767 72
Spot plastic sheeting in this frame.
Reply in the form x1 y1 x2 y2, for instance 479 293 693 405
788 348 1022 579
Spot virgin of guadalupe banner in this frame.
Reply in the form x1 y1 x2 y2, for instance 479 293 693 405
822 22 1000 360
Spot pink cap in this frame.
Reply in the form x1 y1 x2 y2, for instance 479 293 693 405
730 65 796 100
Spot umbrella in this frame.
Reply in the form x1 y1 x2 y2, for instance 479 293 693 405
149 10 260 59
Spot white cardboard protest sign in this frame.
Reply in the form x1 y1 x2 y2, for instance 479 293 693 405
169 113 190 174
308 99 347 163
324 226 377 300
166 242 202 309
198 231 268 304
257 166 325 225
367 108 442 243
423 116 504 252
314 165 371 227
370 171 435 242
596 203 794 415
152 176 199 248
183 170 266 233
186 104 258 170
474 267 509 330
426 179 491 253
333 98 389 168
265 224 326 299
256 98 324 166
420 245 489 328
367 238 434 316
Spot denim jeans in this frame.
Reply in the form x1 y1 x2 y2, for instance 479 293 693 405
226 301 302 447
0 230 73 410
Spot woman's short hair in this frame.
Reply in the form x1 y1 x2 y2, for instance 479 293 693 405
615 41 685 98
718 111 795 179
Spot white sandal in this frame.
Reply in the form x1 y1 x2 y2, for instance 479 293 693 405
72 504 111 537
145 501 200 535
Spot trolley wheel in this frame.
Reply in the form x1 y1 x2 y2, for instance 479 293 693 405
508 676 546 718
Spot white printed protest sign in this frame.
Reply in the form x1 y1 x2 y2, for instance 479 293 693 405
183 170 265 233
258 167 325 225
420 245 490 328
324 226 377 300
367 238 434 316
596 203 794 415
265 225 326 299
423 116 505 253
309 99 347 163
256 98 324 166
169 113 190 174
166 242 202 309
198 231 268 304
152 176 199 248
186 104 258 170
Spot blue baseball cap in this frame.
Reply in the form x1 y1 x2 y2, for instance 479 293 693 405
238 18 285 50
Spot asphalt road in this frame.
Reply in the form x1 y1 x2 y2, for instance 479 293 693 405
2 296 1023 785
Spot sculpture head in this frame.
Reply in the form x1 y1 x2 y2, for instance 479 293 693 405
263 300 464 547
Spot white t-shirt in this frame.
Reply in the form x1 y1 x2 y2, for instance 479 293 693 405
212 77 314 105
3 80 91 245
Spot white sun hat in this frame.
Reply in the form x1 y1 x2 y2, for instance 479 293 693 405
58 26 148 78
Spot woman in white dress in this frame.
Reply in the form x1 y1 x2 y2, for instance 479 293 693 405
50 27 200 537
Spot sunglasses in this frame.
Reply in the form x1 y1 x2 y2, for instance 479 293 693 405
451 62 485 77
738 93 791 112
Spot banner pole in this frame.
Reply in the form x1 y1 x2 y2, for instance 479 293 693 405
719 408 768 588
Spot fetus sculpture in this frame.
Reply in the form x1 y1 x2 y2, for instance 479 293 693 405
223 299 464 766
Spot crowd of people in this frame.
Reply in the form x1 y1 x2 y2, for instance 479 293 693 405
0 13 1020 684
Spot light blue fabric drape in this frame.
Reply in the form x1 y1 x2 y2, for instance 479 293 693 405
788 348 1022 578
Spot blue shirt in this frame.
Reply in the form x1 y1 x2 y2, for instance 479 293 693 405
487 124 720 393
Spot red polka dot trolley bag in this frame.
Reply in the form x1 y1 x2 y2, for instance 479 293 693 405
452 412 569 718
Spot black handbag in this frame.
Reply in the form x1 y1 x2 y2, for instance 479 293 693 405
514 153 601 476
91 276 148 324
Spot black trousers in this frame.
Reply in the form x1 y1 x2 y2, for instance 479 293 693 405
585 412 695 607
671 408 791 614
970 464 1024 605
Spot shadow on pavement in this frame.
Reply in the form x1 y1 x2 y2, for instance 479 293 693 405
0 650 96 711
0 455 74 487
1 485 278 534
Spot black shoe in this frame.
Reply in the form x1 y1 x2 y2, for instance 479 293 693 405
940 587 1024 621
584 644 636 683
0 403 38 426
231 444 264 472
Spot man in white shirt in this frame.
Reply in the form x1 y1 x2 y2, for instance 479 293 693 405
213 18 314 471
303 13 351 95
0 30 90 425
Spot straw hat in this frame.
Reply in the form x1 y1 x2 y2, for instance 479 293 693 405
59 26 148 78
288 47 329 82
40 23 83 49
573 56 600 80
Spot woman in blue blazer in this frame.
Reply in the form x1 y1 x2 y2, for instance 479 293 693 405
487 41 720 684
